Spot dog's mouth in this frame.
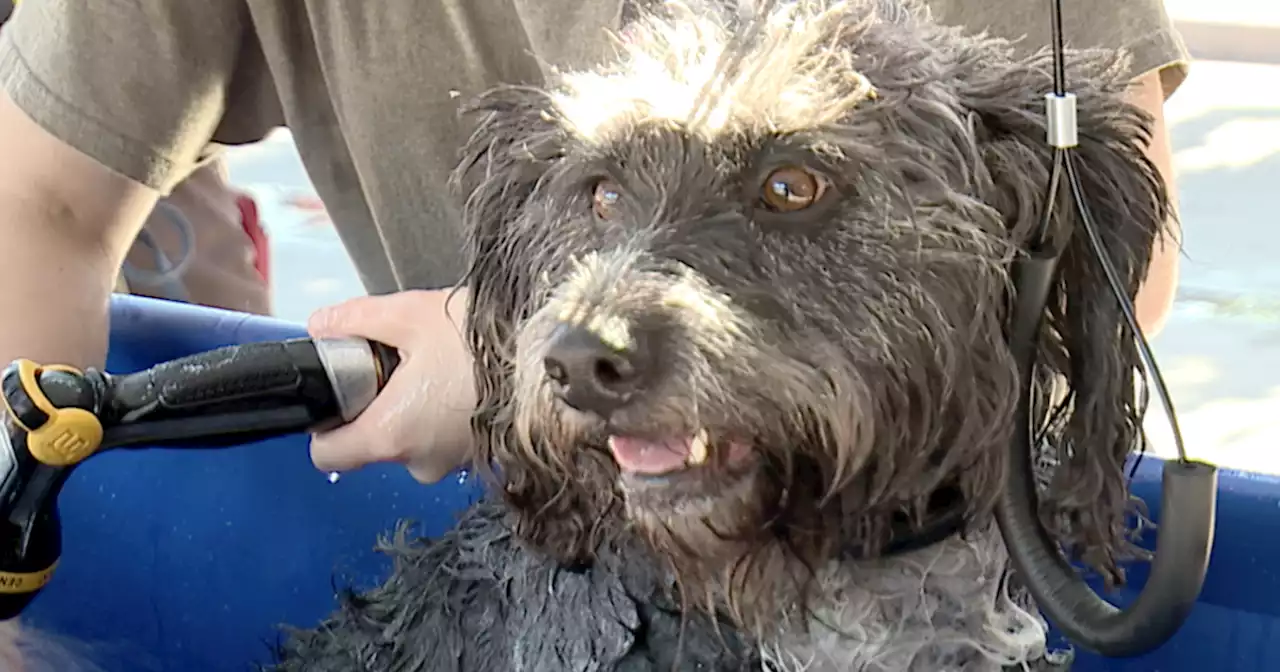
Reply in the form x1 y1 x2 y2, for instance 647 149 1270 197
607 430 753 479
607 427 763 542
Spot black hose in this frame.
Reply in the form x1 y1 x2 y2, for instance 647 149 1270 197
993 0 1219 656
996 252 1217 657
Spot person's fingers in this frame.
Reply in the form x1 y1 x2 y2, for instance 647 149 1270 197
307 290 447 347
309 368 416 469
309 355 453 480
307 432 370 473
403 457 465 484
306 289 473 482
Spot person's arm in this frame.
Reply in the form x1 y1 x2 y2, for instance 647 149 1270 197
1126 69 1180 338
0 0 276 367
0 92 158 368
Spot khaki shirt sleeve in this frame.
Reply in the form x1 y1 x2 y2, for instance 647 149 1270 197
0 0 281 194
926 0 1191 99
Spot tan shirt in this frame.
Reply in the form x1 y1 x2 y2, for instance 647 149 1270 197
0 0 1189 295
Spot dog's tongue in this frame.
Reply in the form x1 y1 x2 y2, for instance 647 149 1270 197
608 436 692 475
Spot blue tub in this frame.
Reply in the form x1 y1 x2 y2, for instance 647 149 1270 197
18 295 1280 671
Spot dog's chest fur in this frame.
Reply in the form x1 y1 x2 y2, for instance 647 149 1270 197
272 502 1055 672
767 525 1048 671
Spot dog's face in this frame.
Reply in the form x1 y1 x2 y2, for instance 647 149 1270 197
457 0 1166 625
498 4 1025 562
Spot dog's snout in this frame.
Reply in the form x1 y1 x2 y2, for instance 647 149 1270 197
543 323 653 417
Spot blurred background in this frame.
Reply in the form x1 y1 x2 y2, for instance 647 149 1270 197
220 1 1280 474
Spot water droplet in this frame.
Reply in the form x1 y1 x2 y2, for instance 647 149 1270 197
327 471 341 484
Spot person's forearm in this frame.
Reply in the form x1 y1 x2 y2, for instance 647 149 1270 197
0 206 125 368
1128 69 1181 338
0 176 157 369
0 93 158 370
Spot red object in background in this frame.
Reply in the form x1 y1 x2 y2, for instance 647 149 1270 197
284 193 327 212
283 192 334 227
236 193 270 285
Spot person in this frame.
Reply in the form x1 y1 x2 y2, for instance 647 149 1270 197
0 0 1188 485
116 156 272 316
1 1 271 319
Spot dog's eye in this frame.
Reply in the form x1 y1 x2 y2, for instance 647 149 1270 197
592 179 622 220
759 166 828 213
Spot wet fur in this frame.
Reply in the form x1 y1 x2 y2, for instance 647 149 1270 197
0 621 108 672
272 0 1166 669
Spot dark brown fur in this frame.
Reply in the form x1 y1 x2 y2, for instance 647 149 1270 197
459 0 1164 635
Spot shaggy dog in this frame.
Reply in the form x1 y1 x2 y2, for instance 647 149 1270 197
272 0 1167 670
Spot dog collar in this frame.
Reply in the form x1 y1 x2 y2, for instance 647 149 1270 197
844 484 967 559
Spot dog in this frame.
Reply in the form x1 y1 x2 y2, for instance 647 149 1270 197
270 0 1167 669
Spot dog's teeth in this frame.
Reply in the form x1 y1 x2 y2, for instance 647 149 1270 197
688 430 709 466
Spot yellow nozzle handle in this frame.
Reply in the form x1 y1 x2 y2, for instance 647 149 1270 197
2 360 103 467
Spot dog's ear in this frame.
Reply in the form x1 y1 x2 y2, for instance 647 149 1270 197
451 86 614 563
957 48 1172 583
452 84 564 382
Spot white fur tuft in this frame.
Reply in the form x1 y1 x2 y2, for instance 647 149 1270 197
760 524 1048 671
551 0 880 143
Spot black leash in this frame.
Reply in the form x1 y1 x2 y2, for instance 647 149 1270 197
993 0 1219 658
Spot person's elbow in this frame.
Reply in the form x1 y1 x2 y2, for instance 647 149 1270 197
1126 68 1182 339
0 91 159 366
0 91 158 265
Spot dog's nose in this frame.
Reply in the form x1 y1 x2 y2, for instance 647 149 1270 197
543 323 651 417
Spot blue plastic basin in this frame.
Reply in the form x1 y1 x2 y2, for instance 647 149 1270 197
17 295 1280 672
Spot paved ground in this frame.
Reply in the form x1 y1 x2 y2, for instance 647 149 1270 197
221 43 1280 475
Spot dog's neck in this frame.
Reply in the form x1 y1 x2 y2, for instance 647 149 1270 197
838 481 969 561
757 522 1048 672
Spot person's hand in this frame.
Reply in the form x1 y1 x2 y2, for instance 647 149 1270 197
306 289 475 483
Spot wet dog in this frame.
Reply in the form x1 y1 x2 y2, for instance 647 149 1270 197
271 1 1167 669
